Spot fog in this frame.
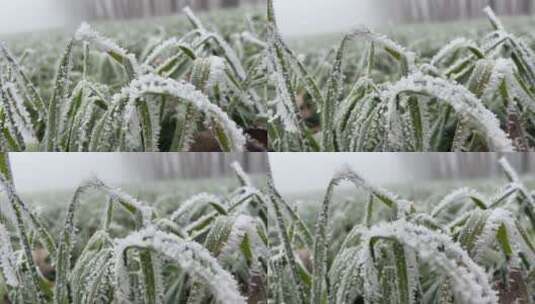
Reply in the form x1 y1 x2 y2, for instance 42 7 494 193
8 153 268 193
0 0 82 35
273 0 386 37
0 0 386 36
269 153 535 196
9 153 139 192
9 153 408 194
1 0 532 37
269 153 413 195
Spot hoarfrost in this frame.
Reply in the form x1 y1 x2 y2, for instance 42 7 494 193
231 161 253 187
360 221 498 304
170 193 223 222
382 72 514 152
206 56 227 89
431 38 479 66
0 223 18 287
118 74 246 151
114 227 246 304
75 23 128 56
483 6 506 31
219 215 259 258
432 187 487 217
473 208 534 265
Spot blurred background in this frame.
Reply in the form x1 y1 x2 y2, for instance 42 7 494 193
270 153 535 195
2 0 534 35
0 0 262 35
9 152 268 192
274 0 535 36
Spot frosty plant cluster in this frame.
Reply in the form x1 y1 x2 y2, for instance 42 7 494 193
267 0 535 152
0 155 268 304
0 7 267 151
268 157 535 303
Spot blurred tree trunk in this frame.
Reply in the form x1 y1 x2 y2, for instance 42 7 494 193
88 0 257 20
396 0 534 23
222 0 240 8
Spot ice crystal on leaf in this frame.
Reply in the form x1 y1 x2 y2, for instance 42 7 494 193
483 6 506 31
473 208 535 266
360 221 498 304
383 72 514 151
432 187 488 217
75 23 127 57
114 227 247 304
118 74 246 151
170 192 223 222
75 22 141 80
0 223 18 287
219 215 262 259
205 56 227 89
231 161 253 187
431 38 480 66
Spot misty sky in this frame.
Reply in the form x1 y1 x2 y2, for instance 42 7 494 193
9 153 140 192
273 0 385 36
8 153 411 194
0 0 73 35
0 0 384 36
269 153 414 195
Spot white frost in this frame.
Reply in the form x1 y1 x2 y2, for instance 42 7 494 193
116 74 246 151
0 223 18 287
170 193 223 222
382 72 514 152
359 221 498 304
114 227 246 304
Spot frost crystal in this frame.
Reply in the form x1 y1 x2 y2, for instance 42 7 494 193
351 27 416 72
4 82 33 136
75 22 140 77
482 59 535 113
206 56 227 89
474 208 534 265
360 221 498 304
0 223 18 287
382 72 514 152
114 227 246 304
117 74 246 151
219 215 259 258
183 7 246 81
499 157 519 182
431 38 478 66
75 23 127 56
432 187 487 217
144 37 179 64
266 26 301 134
483 6 505 31
231 161 252 187
170 193 223 222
